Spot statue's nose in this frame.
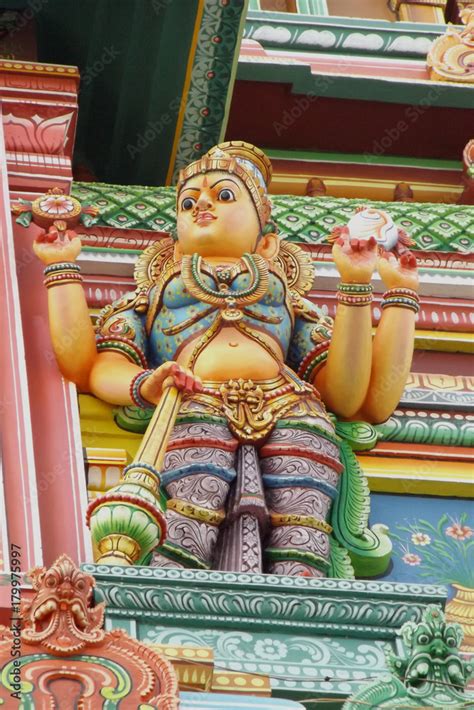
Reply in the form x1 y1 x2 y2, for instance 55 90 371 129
196 191 213 209
59 582 74 599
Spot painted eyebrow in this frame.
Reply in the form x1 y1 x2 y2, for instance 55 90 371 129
179 187 200 195
210 178 241 190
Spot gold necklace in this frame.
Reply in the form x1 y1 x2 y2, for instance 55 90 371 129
181 252 269 322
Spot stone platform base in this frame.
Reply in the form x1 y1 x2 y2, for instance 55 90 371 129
83 565 447 704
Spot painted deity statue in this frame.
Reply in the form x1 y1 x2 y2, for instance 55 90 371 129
31 142 419 577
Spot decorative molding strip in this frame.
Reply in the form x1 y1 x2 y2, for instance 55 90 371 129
369 441 472 461
245 11 444 59
377 409 473 447
82 567 447 697
0 62 79 196
401 373 474 409
85 564 446 637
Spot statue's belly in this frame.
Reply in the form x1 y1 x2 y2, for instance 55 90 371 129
177 326 282 381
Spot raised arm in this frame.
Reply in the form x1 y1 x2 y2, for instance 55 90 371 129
33 231 97 391
315 236 377 419
357 252 419 423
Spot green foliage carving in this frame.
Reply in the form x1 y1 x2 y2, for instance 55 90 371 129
328 537 355 579
114 405 153 433
331 423 392 578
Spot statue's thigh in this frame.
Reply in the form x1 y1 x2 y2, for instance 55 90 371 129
260 415 342 577
151 418 238 569
161 418 238 509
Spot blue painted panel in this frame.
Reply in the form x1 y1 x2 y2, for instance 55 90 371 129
370 493 474 592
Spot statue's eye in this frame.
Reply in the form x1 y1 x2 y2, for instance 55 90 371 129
446 636 456 647
418 634 429 644
218 188 235 202
181 197 196 211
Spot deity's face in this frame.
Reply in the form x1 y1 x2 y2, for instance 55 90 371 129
176 171 261 259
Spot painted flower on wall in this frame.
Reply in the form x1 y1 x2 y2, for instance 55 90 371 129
402 552 422 566
446 523 473 541
393 513 473 587
411 532 431 546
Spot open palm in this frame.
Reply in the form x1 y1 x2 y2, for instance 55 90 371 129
378 251 419 291
332 233 378 284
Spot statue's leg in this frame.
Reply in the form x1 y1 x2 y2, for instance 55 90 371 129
260 415 343 577
150 415 238 569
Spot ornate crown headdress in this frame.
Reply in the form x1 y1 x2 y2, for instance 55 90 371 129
177 141 273 229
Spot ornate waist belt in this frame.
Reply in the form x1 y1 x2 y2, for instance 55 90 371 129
181 370 329 444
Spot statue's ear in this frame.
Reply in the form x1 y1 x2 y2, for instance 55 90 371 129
256 233 279 260
173 241 183 261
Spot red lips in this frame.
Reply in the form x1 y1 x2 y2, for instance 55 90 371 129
194 211 216 225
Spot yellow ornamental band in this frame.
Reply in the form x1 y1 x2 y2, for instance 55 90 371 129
167 498 225 526
270 513 333 535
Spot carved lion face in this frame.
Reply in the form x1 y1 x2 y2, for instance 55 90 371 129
21 554 105 655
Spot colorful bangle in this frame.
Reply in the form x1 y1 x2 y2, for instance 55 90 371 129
338 282 373 294
44 272 83 288
383 287 419 300
381 297 420 313
337 282 373 307
337 292 373 307
44 262 81 276
129 369 155 409
381 288 420 313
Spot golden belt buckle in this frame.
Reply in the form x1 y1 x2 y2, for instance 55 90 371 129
220 378 274 441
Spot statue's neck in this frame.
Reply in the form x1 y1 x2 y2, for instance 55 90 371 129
193 255 241 266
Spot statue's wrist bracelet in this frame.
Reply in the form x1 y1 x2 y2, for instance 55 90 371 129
381 287 420 314
43 262 82 289
337 282 373 307
130 369 155 409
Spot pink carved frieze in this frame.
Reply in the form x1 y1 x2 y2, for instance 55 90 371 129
0 59 79 197
3 110 74 155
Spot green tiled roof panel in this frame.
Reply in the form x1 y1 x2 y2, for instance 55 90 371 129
72 182 473 253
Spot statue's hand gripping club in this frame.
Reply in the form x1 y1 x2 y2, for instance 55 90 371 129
87 362 203 566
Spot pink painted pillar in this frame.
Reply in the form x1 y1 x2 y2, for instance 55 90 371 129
0 100 92 569
13 218 93 566
0 105 43 575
